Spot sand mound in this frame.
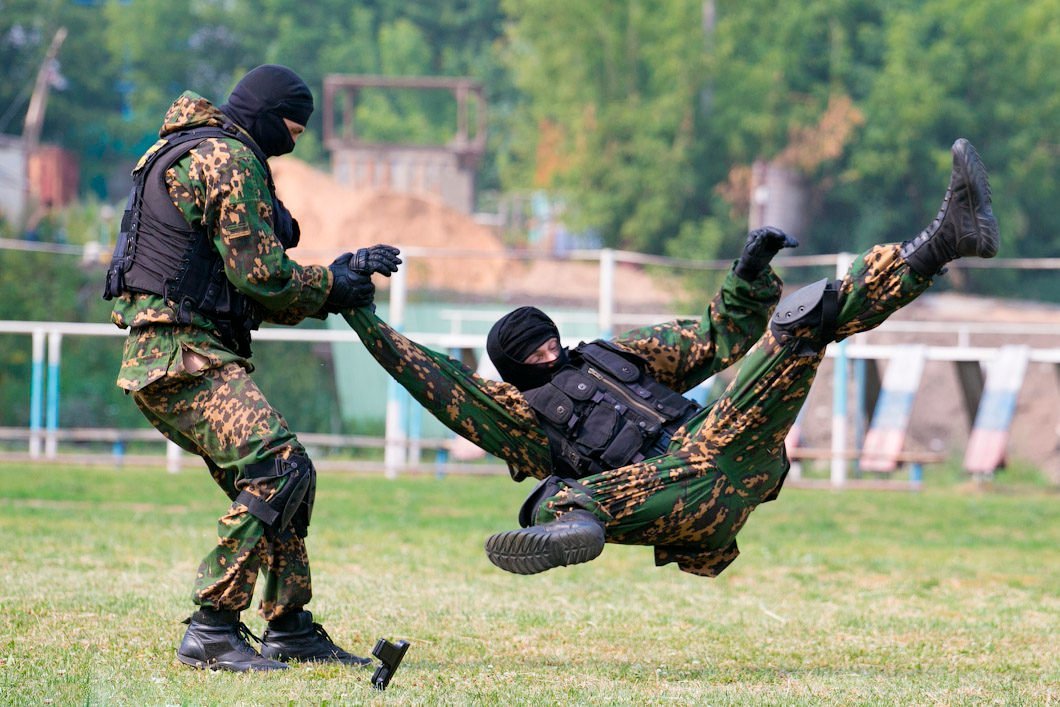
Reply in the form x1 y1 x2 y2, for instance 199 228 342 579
272 157 509 294
271 157 677 307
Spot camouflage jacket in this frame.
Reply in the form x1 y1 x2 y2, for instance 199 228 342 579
111 92 331 391
343 266 783 481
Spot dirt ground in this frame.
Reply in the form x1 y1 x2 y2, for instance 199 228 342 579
275 157 1060 483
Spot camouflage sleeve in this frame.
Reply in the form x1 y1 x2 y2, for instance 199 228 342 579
609 266 783 392
170 138 331 323
342 307 553 480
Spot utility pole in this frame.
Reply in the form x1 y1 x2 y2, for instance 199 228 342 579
19 26 67 228
22 27 67 155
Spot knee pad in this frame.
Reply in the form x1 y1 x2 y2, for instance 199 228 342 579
517 476 566 528
236 454 316 534
769 278 840 356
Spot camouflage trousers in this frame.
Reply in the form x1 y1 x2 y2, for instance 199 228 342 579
535 244 932 576
132 358 311 620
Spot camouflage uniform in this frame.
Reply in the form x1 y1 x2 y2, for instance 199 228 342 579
112 92 331 620
343 244 930 577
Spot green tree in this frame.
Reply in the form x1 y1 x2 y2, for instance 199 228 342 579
499 0 707 252
499 0 1060 302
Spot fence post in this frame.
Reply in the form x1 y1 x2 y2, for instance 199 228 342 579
45 330 62 459
29 328 46 459
384 257 409 478
831 252 855 487
166 440 182 473
598 248 615 338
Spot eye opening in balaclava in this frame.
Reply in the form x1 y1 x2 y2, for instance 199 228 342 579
219 64 313 158
486 306 568 391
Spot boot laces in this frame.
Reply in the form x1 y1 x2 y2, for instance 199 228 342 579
238 621 265 650
311 622 336 646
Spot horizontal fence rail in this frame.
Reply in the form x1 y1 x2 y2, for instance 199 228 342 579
2 245 1058 485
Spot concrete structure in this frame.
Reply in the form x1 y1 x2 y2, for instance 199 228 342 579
0 135 27 225
322 75 486 214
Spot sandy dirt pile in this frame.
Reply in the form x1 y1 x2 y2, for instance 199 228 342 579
271 157 675 308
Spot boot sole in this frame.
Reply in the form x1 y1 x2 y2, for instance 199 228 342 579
484 523 605 575
952 138 999 258
176 652 288 672
258 650 372 667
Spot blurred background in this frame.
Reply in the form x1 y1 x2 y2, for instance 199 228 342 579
0 0 1057 481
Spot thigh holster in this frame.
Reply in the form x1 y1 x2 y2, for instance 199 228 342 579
769 278 840 356
236 454 316 536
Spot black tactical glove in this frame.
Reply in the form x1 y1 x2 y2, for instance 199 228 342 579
734 226 799 281
351 244 401 277
325 252 376 313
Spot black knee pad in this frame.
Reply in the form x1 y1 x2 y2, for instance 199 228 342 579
517 476 566 528
236 454 316 534
769 278 840 356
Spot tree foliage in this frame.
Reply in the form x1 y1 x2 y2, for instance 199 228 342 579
1 0 1058 298
499 0 1060 292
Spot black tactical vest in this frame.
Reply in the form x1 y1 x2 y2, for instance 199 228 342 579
524 341 701 479
103 124 298 357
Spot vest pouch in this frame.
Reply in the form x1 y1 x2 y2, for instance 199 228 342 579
647 395 690 421
579 343 640 382
577 404 619 450
600 421 646 468
550 369 596 401
524 386 575 426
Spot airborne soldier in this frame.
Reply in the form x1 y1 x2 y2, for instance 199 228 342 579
345 138 999 577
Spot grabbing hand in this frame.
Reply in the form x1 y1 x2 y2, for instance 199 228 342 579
735 226 799 281
325 252 376 313
351 244 402 277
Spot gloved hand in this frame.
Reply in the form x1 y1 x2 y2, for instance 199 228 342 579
325 252 376 312
734 226 799 281
351 244 401 277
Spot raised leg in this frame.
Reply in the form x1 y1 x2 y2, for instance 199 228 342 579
486 138 1000 576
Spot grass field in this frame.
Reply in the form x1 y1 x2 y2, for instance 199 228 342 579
0 461 1057 705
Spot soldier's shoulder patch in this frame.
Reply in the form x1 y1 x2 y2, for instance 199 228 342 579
224 203 253 238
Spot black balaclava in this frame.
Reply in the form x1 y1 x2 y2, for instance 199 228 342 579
486 306 569 391
219 64 314 157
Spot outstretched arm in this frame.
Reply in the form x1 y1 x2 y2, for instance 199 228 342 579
609 228 794 392
342 307 553 481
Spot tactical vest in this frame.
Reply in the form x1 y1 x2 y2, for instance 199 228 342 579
524 341 701 479
103 123 298 357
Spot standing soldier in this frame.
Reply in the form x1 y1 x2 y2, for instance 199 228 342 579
104 65 400 671
343 138 998 578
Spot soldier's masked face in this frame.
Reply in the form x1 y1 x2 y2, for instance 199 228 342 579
220 64 314 158
487 307 567 391
523 337 562 365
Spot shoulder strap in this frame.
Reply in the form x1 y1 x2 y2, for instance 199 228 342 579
140 123 274 190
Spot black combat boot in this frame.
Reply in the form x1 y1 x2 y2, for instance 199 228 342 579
260 610 371 666
900 138 1000 276
176 609 288 672
485 509 606 575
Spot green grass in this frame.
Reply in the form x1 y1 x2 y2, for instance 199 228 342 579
0 462 1057 705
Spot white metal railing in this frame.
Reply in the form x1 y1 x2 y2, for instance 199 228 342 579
2 245 1059 483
